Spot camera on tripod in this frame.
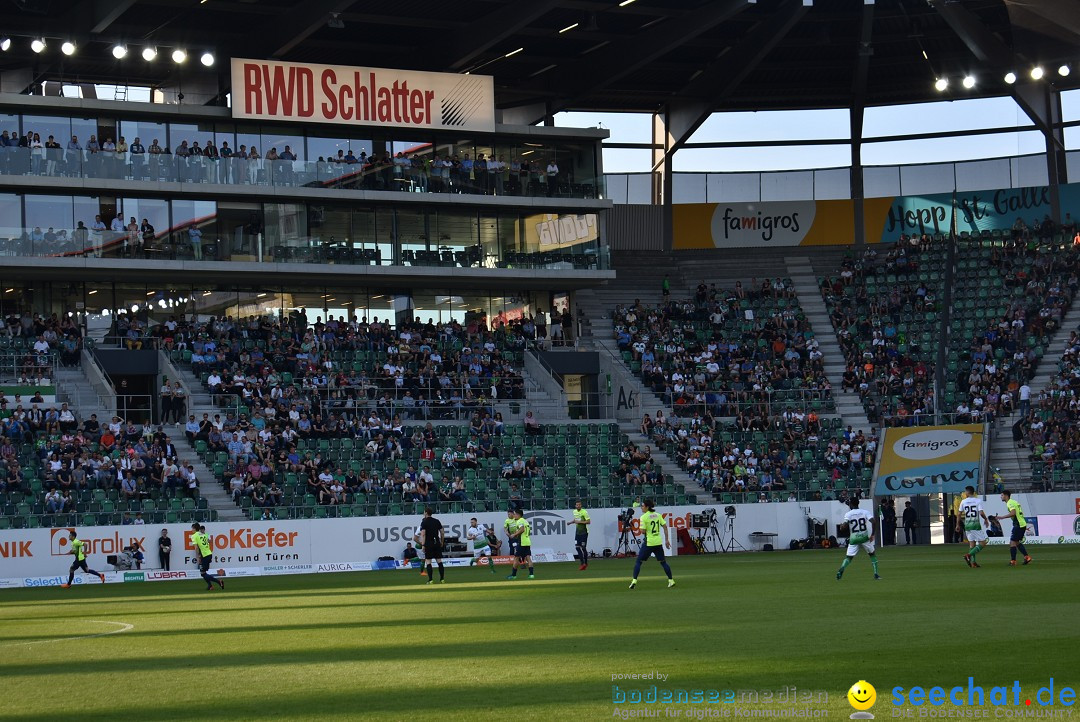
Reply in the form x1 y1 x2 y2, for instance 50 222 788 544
617 507 636 525
691 508 718 529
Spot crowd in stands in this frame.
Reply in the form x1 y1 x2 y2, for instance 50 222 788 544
823 237 941 426
2 311 84 371
641 407 873 501
951 238 1079 425
613 279 832 418
0 132 577 197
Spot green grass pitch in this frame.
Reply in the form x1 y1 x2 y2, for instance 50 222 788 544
2 545 1077 721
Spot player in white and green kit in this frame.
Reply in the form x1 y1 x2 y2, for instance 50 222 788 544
957 485 990 568
466 517 497 573
837 497 880 580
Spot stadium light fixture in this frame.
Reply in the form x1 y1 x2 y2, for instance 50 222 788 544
934 77 948 92
142 46 157 61
559 23 579 33
1003 71 1017 84
962 75 975 89
0 37 11 52
61 41 76 56
31 38 46 53
1030 66 1044 80
1059 65 1071 77
112 44 128 59
618 0 637 6
504 47 523 58
200 51 215 67
172 49 187 64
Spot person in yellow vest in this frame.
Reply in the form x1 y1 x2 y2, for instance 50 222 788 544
191 523 224 591
630 498 675 589
505 508 534 580
571 500 591 571
60 530 106 588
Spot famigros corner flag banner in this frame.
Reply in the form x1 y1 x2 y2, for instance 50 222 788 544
874 424 986 496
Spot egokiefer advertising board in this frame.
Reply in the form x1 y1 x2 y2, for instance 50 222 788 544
874 424 987 496
231 58 495 133
672 181 1080 248
0 502 854 584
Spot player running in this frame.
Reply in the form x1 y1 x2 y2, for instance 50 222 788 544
957 486 990 568
629 498 675 589
837 498 881 580
192 523 224 591
991 490 1032 566
571 500 591 570
506 509 534 580
419 507 446 584
60 530 105 588
466 516 497 573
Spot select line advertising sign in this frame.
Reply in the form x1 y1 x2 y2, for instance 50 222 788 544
231 58 496 132
874 424 987 496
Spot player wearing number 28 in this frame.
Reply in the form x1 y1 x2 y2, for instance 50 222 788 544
837 497 881 580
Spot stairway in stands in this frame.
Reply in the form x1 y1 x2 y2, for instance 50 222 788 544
785 256 873 435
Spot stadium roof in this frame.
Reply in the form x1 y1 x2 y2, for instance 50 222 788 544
1 0 1078 117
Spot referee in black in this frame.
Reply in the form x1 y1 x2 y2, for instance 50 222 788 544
419 507 445 584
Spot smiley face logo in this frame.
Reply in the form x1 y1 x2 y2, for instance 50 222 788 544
848 680 877 714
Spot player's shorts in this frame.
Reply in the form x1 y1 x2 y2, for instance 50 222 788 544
472 545 492 557
965 528 988 543
1010 525 1027 542
424 545 443 560
846 541 876 557
575 534 589 546
637 544 666 562
516 545 531 560
70 559 88 572
199 556 212 572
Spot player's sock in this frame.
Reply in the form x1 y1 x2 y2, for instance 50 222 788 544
528 566 534 576
970 544 982 556
870 556 879 576
632 560 643 579
1010 547 1017 561
437 563 444 581
660 561 672 580
840 557 852 571
425 564 433 579
1017 543 1028 557
486 556 494 570
509 568 517 578
66 572 75 585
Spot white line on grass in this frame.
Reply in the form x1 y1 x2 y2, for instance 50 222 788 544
1 620 134 647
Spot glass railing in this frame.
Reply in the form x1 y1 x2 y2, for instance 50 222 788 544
0 228 607 270
0 147 604 200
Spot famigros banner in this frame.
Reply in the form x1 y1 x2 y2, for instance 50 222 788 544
874 424 988 496
231 58 495 132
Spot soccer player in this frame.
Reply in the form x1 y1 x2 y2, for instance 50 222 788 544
466 516 496 573
503 507 519 559
571 500 591 570
192 523 224 591
957 486 990 568
837 497 880 580
629 498 674 589
506 508 534 580
419 507 445 584
60 530 105 588
991 490 1032 566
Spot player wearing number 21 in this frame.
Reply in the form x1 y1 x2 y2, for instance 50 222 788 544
629 498 675 589
837 497 881 580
